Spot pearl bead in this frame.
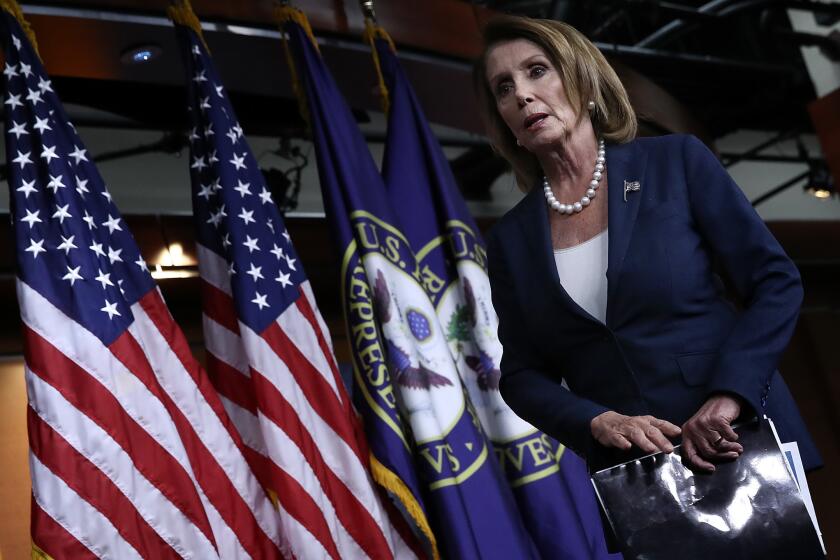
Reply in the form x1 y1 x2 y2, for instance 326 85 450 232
581 196 591 206
551 201 561 210
590 180 599 188
573 202 583 212
595 163 604 172
586 188 596 197
593 171 602 180
592 183 599 190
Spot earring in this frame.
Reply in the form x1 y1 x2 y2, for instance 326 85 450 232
587 100 596 111
516 139 522 147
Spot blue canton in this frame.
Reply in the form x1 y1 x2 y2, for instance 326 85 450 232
2 12 154 345
178 28 306 333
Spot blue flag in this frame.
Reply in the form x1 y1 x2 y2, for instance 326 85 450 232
278 7 537 559
370 28 619 559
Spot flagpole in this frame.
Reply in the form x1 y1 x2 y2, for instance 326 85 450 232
360 0 394 115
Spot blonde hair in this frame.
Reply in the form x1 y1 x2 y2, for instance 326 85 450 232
473 15 637 191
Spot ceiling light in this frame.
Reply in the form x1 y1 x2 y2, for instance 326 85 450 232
121 44 162 65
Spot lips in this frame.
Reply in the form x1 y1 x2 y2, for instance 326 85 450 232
523 113 548 129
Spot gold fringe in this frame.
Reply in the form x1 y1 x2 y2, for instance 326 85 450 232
31 543 52 560
362 18 396 115
166 0 210 53
0 0 39 60
273 4 318 136
370 453 440 560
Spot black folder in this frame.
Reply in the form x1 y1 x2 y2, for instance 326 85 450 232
591 418 824 559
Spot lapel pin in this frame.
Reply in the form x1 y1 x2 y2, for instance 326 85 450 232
623 180 641 202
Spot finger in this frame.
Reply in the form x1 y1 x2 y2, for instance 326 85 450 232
643 425 675 454
624 426 659 454
607 432 632 451
652 418 682 437
682 440 715 473
712 421 739 442
714 440 743 455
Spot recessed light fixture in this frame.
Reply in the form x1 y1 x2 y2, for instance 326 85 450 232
120 44 162 65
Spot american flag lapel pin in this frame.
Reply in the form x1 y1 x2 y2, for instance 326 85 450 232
623 179 641 202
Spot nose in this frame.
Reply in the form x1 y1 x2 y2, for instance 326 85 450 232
516 92 534 108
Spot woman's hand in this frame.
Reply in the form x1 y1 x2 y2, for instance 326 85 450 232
681 394 744 473
590 411 682 454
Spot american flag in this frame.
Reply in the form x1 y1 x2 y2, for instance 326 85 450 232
2 9 287 559
172 14 416 560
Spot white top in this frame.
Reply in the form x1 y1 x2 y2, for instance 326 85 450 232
553 228 609 324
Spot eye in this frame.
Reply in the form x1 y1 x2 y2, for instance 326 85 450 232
495 80 513 98
529 64 547 78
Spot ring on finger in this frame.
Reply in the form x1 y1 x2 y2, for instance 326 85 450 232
713 435 725 447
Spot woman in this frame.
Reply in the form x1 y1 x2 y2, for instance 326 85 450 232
475 15 820 473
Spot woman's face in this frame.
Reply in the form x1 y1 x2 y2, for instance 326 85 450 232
484 39 580 153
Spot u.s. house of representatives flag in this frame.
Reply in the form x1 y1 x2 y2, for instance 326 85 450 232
278 7 537 559
0 4 286 559
368 26 618 559
169 3 416 559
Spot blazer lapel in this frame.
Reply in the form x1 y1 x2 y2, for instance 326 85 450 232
516 181 596 323
606 140 648 322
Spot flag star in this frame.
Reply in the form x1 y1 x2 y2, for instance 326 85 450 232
215 85 224 98
40 145 59 163
285 255 297 271
117 279 126 296
192 44 201 55
12 150 32 169
226 128 238 144
242 235 260 253
228 262 236 276
101 300 121 319
207 205 227 227
135 257 148 272
20 209 41 229
191 155 207 171
267 219 274 233
107 246 123 264
193 69 207 83
82 210 96 230
251 292 269 310
246 263 264 281
276 270 293 288
230 153 246 170
62 265 83 286
19 62 32 77
270 243 284 260
197 183 214 200
4 93 22 110
3 63 17 79
188 127 200 142
234 180 252 197
238 208 255 225
16 179 37 199
233 123 243 137
220 234 231 249
90 242 106 258
200 96 211 110
57 235 78 254
258 187 273 205
33 116 51 133
102 214 122 233
75 177 89 197
207 150 218 164
47 174 66 192
25 88 43 106
282 230 292 243
37 77 53 93
69 145 88 164
8 121 27 138
52 204 72 224
11 35 20 49
101 190 113 203
204 123 214 137
25 238 46 259
95 269 114 289
211 178 222 192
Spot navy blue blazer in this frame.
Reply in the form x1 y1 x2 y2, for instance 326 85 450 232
486 134 821 471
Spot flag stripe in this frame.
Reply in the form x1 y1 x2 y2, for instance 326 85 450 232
30 453 145 560
128 290 283 558
31 499 99 560
20 319 217 548
201 278 241 334
249 367 393 559
28 407 184 560
293 291 348 408
207 350 258 414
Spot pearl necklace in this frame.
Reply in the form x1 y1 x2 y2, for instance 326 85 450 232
543 138 605 215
